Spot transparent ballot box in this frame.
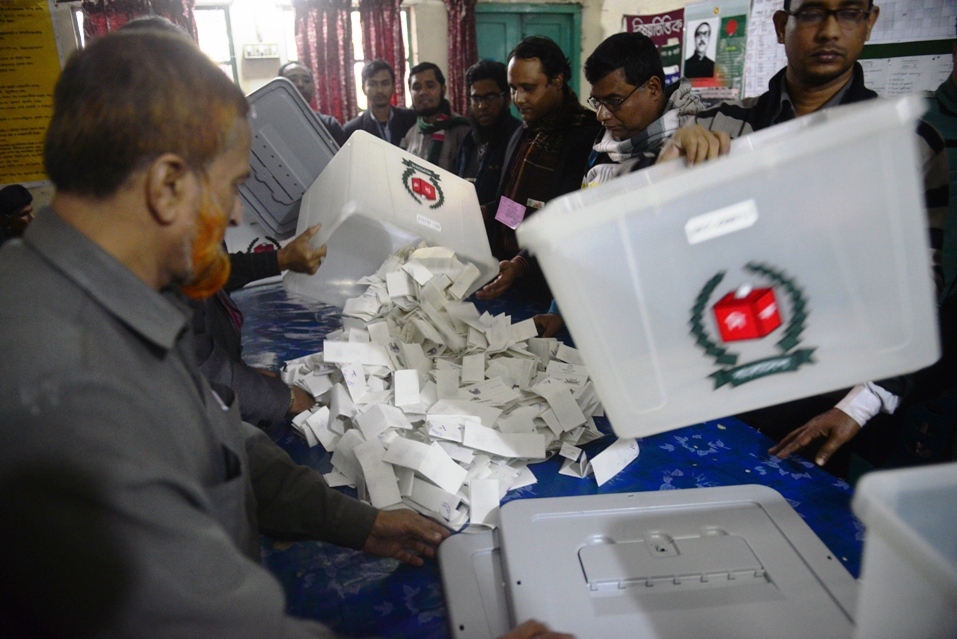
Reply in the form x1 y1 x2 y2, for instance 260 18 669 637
517 95 940 438
285 131 499 307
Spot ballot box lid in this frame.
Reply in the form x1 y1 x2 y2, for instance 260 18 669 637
517 95 939 438
284 130 499 307
439 486 858 639
238 77 339 239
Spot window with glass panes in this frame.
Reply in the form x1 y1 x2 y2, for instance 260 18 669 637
283 6 412 109
194 6 238 84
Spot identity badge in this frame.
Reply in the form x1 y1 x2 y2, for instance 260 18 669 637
495 195 527 230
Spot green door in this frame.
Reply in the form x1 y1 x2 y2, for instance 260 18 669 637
475 4 582 97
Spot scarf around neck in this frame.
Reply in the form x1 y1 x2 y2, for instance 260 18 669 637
417 100 469 164
592 78 701 163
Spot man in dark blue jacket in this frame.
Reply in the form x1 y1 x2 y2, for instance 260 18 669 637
456 60 521 207
344 60 418 146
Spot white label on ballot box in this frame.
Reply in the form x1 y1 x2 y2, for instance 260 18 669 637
416 213 441 232
685 199 759 245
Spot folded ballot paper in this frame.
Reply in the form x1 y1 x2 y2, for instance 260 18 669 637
283 243 640 531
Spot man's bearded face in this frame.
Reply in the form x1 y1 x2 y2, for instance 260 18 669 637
180 185 231 299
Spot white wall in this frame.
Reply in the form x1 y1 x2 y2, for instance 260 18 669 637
200 0 292 95
405 0 448 74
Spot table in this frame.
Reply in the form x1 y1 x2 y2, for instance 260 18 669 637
233 282 863 639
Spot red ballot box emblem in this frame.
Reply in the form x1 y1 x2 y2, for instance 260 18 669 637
713 285 781 342
411 177 436 201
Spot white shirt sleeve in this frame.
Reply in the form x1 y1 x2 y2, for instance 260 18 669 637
835 383 901 427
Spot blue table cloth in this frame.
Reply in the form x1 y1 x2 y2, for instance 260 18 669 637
233 282 863 639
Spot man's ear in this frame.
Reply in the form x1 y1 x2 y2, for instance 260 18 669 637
863 6 880 41
647 75 664 99
549 74 565 91
773 10 788 43
145 153 193 226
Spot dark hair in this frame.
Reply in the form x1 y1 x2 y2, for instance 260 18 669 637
118 15 190 37
44 31 249 198
278 61 312 79
408 62 445 87
782 0 873 9
0 185 32 217
584 32 664 88
508 36 572 95
465 59 508 92
362 59 396 84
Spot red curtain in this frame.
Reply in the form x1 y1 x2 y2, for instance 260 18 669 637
442 0 478 116
294 0 358 124
358 0 406 107
81 0 197 40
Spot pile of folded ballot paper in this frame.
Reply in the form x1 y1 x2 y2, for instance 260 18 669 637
282 244 640 530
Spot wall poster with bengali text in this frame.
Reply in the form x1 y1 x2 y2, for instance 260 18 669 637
683 0 750 107
0 0 61 185
623 10 685 87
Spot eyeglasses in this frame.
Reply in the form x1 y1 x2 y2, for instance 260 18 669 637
784 7 872 28
469 91 507 105
587 83 644 113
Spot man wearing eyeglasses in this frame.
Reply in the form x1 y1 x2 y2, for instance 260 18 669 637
661 0 952 476
533 32 704 337
456 60 522 207
583 32 703 187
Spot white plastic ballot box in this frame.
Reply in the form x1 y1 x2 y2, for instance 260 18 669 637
851 462 957 639
238 77 340 239
439 487 859 639
285 130 499 307
516 95 940 439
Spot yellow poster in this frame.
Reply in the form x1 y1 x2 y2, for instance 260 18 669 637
0 0 62 184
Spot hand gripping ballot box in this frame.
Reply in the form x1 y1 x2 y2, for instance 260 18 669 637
516 95 940 438
285 131 499 307
237 77 340 240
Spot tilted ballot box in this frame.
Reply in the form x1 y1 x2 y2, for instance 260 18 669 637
237 77 340 240
438 96 944 639
285 131 499 307
517 95 939 438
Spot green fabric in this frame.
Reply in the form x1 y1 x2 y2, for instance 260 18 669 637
417 100 469 164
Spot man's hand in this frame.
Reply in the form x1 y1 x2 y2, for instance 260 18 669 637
498 620 574 639
288 385 315 415
658 125 731 166
362 508 450 567
476 260 520 300
277 224 326 274
769 408 862 467
533 313 564 338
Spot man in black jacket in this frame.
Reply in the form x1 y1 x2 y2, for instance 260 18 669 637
343 60 418 146
456 60 522 207
476 37 602 303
